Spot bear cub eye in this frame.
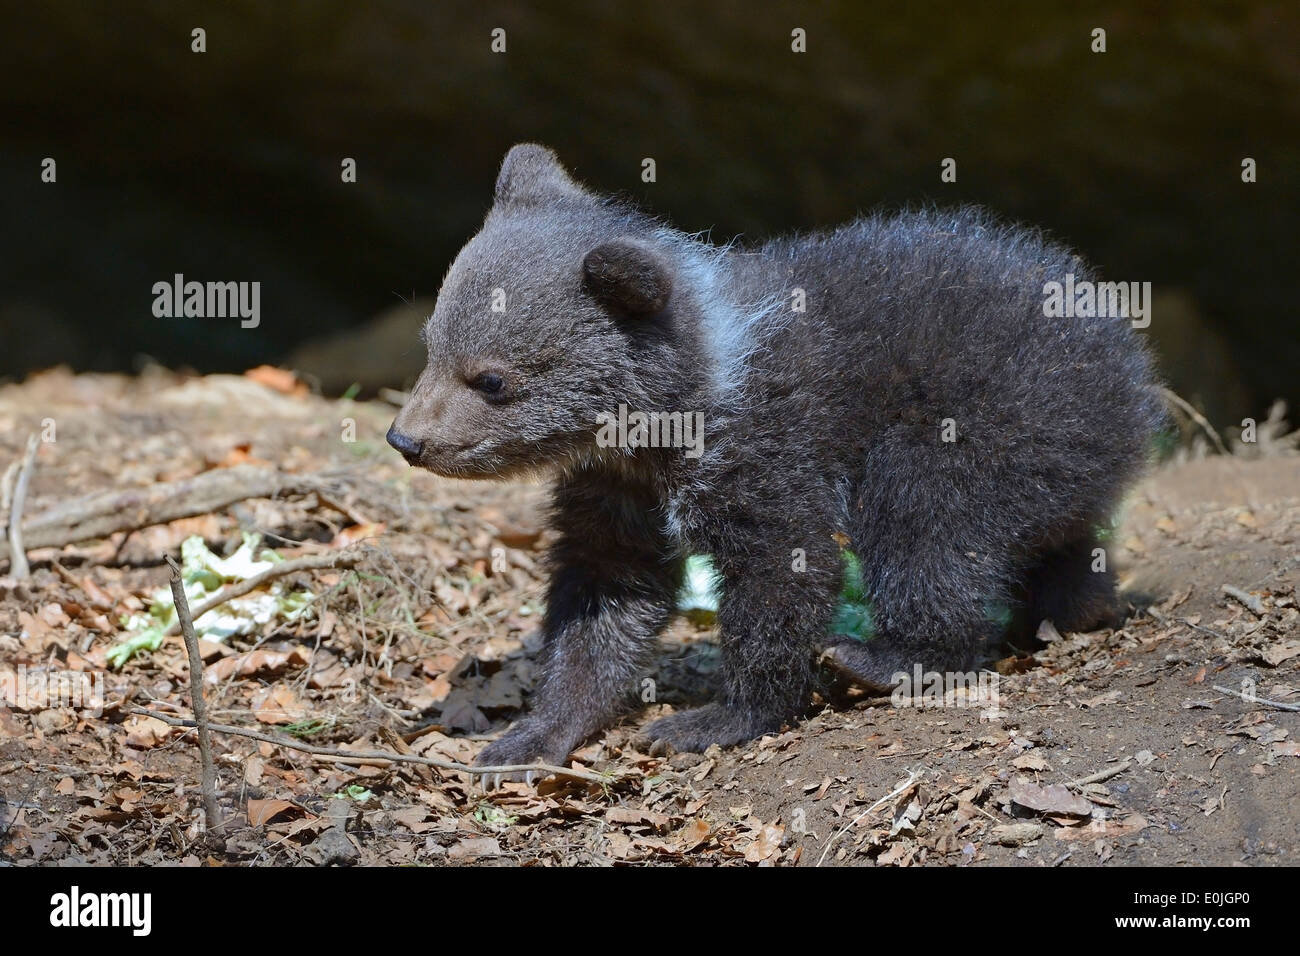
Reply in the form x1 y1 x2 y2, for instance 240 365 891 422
467 370 507 398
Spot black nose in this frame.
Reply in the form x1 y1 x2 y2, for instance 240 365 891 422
386 426 423 463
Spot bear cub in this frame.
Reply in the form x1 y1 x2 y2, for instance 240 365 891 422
388 144 1164 774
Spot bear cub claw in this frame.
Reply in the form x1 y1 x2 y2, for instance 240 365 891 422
474 718 573 787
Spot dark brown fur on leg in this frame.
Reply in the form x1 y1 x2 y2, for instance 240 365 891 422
475 467 680 776
1025 535 1124 634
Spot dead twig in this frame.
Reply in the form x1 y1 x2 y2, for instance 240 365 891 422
125 707 614 785
1146 604 1229 640
161 548 366 639
1221 584 1265 616
1211 684 1300 713
313 488 372 527
1161 387 1229 455
817 768 924 867
50 560 113 610
0 464 359 561
4 434 39 578
0 461 17 515
0 775 40 842
166 555 221 831
1066 758 1133 789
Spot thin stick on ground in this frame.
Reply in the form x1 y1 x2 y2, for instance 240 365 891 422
165 555 221 831
51 560 113 610
125 707 614 785
1146 604 1229 640
817 768 924 867
313 488 371 527
0 464 376 562
1212 684 1300 713
5 434 39 579
1067 758 1133 789
0 462 17 518
161 548 366 639
1161 387 1229 455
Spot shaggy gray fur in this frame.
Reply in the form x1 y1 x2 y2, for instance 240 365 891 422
389 144 1164 768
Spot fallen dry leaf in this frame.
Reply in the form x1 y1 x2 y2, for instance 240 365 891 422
251 684 307 724
1081 689 1123 708
390 806 441 834
448 837 500 861
330 522 387 547
244 365 308 396
877 841 917 866
743 822 785 863
205 646 311 685
124 715 172 748
1012 753 1052 772
607 806 672 830
1009 777 1094 817
248 798 300 827
1260 642 1300 667
1055 814 1149 841
676 818 712 851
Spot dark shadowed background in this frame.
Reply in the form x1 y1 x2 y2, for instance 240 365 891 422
2 1 1296 426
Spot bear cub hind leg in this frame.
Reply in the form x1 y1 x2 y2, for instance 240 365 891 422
1024 534 1124 635
822 527 1013 690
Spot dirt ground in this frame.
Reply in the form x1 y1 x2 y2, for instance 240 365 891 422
1 368 1297 866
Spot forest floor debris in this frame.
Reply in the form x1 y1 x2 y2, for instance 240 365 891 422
0 366 1297 866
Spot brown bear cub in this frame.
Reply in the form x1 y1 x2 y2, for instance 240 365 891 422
388 144 1163 774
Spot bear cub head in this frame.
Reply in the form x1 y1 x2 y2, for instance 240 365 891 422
388 144 710 480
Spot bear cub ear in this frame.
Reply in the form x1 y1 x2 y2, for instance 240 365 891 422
582 238 673 316
495 143 582 205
